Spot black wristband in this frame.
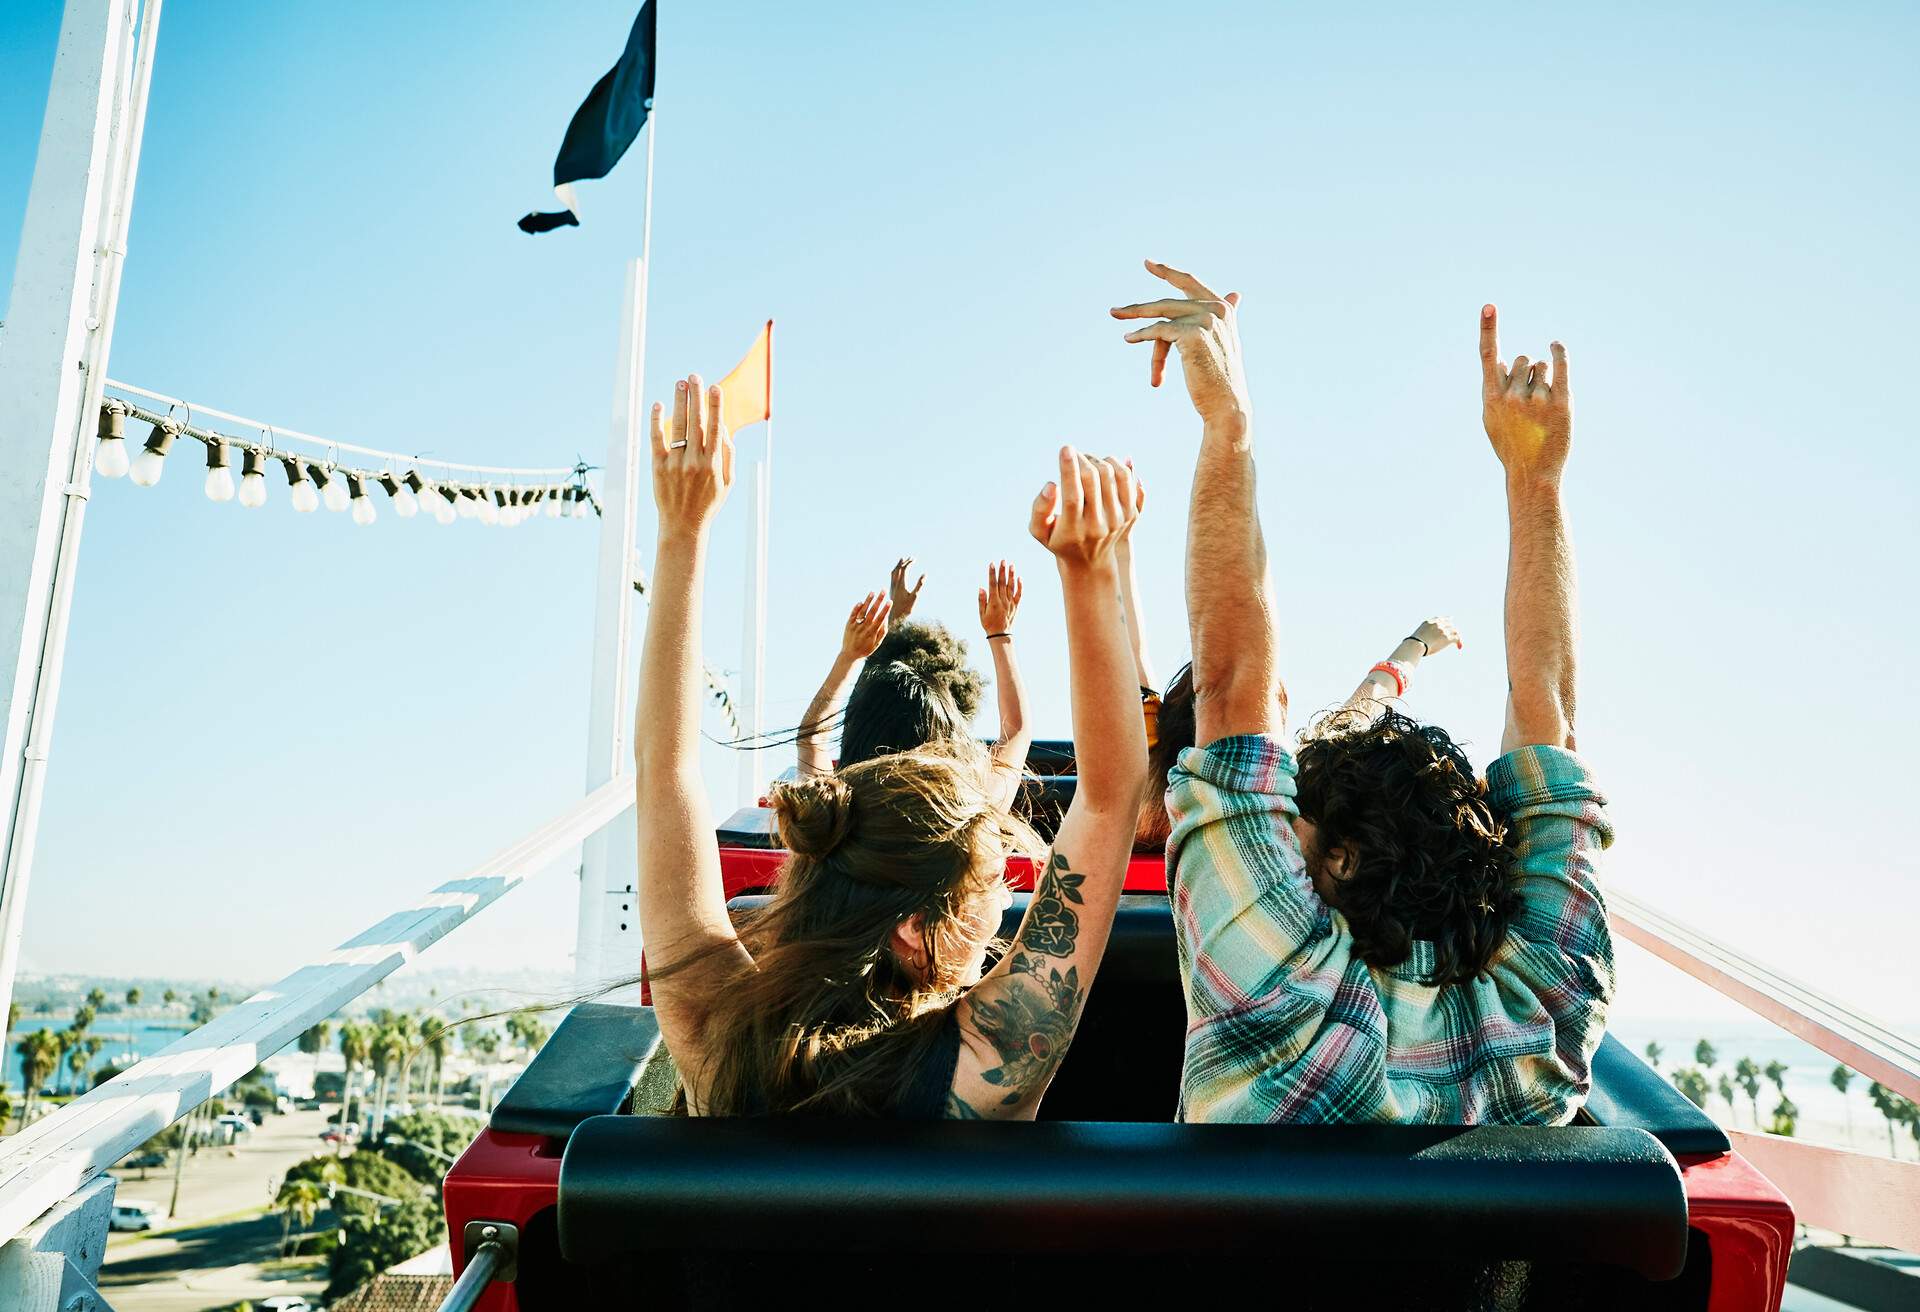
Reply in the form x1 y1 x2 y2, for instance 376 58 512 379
1406 634 1430 657
985 632 1012 642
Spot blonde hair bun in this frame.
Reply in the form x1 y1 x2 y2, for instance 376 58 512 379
771 774 855 858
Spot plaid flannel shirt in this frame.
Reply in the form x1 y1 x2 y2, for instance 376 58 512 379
1168 734 1614 1125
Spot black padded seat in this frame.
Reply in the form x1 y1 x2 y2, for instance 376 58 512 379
558 1116 1689 1278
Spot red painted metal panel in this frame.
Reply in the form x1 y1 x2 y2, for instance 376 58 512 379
442 1129 562 1312
1677 1151 1796 1312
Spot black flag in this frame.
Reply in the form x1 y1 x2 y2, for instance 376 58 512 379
518 1 657 235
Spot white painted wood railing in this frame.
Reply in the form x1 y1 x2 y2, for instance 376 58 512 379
1610 889 1920 1251
0 777 632 1245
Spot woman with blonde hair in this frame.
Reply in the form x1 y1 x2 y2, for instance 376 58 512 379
635 373 1147 1118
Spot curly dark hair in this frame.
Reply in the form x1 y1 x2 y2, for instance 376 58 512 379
1294 708 1515 987
838 621 986 767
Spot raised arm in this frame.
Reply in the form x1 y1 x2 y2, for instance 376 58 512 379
887 556 925 629
977 561 1033 806
633 376 752 1061
1111 261 1266 748
949 450 1148 1119
1115 475 1156 691
1341 617 1462 718
796 592 891 776
1478 305 1577 752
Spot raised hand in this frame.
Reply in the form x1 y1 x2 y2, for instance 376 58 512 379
889 557 926 621
1119 466 1146 544
650 374 734 537
841 592 893 660
1111 260 1250 428
978 561 1023 634
1479 305 1571 483
1413 616 1463 656
1029 448 1140 571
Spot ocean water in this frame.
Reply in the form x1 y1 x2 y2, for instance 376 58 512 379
4 1016 198 1094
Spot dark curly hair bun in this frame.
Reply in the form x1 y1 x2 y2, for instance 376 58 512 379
771 774 855 858
1295 708 1515 987
867 621 984 722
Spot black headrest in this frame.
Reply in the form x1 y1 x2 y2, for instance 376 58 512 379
490 1004 662 1140
1583 1035 1730 1157
558 1117 1688 1281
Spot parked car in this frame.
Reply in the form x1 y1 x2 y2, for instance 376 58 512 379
214 1113 252 1136
121 1150 167 1170
248 1107 267 1126
108 1200 162 1232
319 1123 360 1144
257 1298 313 1312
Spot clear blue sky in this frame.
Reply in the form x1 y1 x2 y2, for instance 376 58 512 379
2 2 1914 1019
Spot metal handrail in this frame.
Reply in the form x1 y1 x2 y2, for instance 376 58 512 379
0 776 633 1245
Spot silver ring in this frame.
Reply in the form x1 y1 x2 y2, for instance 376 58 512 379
667 440 690 450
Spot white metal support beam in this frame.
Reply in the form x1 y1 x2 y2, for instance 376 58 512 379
0 775 632 1246
0 0 158 1046
575 256 645 993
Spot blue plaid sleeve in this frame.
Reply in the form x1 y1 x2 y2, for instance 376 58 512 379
1484 744 1616 1082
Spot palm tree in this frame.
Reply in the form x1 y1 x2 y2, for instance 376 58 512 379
5 1001 19 1042
1643 1041 1662 1073
83 1036 105 1089
1769 1095 1799 1137
421 1018 451 1108
15 1031 59 1125
1868 1082 1901 1156
161 988 177 1008
275 1177 329 1256
298 1022 331 1100
1694 1039 1717 1072
52 1029 77 1095
370 1023 410 1139
337 1021 372 1139
85 988 106 1012
466 1028 500 1062
1830 1065 1855 1142
1673 1067 1711 1110
71 1004 94 1034
505 1011 549 1058
1763 1060 1788 1099
124 987 141 1009
1735 1058 1762 1124
1716 1073 1737 1120
65 1043 89 1094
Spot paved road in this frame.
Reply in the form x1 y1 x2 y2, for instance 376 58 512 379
101 1108 339 1311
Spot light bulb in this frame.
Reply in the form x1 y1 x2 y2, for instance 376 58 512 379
544 486 563 518
456 490 479 519
347 474 376 525
281 457 318 512
94 405 130 478
203 440 235 503
237 448 268 508
571 489 591 519
321 471 350 513
381 474 419 519
128 422 176 487
432 489 456 524
478 490 500 525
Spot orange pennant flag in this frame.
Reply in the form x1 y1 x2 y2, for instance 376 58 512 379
717 320 772 431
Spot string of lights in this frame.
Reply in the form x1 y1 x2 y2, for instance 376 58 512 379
94 394 602 527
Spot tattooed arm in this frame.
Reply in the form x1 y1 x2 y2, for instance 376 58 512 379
948 449 1149 1119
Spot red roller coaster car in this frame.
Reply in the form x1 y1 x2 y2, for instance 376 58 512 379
441 741 1793 1311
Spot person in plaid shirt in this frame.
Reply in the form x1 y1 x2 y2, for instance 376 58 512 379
1111 265 1612 1124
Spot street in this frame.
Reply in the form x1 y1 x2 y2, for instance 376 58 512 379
101 1107 339 1310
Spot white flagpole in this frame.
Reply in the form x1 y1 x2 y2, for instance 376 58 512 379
575 112 656 993
735 426 770 808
